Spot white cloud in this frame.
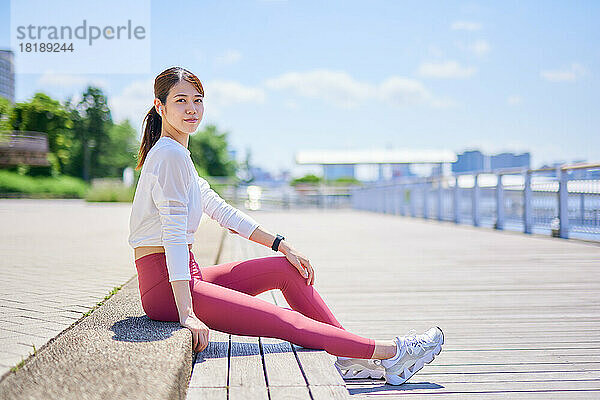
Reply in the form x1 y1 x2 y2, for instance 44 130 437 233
540 63 588 82
507 95 522 105
455 39 491 56
37 73 108 89
264 69 375 109
417 60 476 79
108 78 154 135
204 80 265 106
265 69 455 109
450 21 482 31
428 44 444 58
214 49 242 66
378 77 455 108
284 99 299 110
470 39 491 55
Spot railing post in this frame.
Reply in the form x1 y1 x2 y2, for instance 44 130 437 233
402 184 408 216
387 184 392 214
579 192 585 225
558 167 570 238
473 173 480 227
395 183 402 215
410 183 416 217
398 184 404 216
496 173 504 230
437 176 443 221
453 176 459 224
387 184 394 214
523 170 532 234
423 180 429 219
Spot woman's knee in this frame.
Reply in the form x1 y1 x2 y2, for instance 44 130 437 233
272 255 305 283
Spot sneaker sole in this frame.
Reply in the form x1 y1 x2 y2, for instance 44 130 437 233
384 326 444 385
335 363 385 379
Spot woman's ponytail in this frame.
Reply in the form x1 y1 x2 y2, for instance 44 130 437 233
135 105 162 170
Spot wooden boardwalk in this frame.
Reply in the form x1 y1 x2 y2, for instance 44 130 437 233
187 217 349 399
187 209 600 399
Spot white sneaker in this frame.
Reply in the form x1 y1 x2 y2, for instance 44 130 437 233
381 326 444 385
334 356 385 379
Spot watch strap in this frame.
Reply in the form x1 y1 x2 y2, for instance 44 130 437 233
271 234 285 251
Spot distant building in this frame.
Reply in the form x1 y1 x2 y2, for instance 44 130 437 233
0 49 15 103
295 148 457 181
249 165 273 181
452 150 531 173
452 150 485 173
491 152 530 171
323 164 355 181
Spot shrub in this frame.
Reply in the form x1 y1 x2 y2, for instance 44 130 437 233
84 180 135 202
0 170 89 198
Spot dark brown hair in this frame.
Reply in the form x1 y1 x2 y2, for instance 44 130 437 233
135 66 205 170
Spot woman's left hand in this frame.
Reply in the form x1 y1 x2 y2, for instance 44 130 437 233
281 244 315 286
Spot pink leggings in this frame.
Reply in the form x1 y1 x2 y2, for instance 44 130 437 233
134 250 375 359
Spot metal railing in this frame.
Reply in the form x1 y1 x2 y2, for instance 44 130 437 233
350 162 600 242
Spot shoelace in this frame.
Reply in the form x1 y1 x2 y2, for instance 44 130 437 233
402 329 430 356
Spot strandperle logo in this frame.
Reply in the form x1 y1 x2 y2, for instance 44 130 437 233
15 19 147 46
10 0 151 74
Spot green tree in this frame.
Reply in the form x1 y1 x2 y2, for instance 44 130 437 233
189 124 237 177
97 119 139 178
65 86 113 182
291 174 322 186
0 96 12 133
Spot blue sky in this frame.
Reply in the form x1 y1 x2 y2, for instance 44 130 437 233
1 0 599 178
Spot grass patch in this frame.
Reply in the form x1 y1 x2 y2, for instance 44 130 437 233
82 284 123 318
0 170 89 198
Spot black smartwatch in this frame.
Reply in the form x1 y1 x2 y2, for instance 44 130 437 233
271 234 285 252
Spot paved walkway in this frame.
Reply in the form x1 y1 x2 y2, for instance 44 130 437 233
0 199 136 377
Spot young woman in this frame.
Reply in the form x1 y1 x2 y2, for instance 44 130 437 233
128 66 444 385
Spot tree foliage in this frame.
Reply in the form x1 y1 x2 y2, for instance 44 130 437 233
1 89 237 182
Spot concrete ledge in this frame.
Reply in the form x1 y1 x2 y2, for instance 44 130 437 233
0 274 194 400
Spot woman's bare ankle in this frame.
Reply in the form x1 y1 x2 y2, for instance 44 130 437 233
370 339 398 360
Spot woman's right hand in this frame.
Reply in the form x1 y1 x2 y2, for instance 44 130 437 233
180 313 210 352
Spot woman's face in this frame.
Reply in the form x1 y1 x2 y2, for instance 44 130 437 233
157 79 204 134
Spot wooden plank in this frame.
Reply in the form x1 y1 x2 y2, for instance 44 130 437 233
420 363 600 373
261 337 307 387
229 386 268 400
185 387 227 400
342 380 600 394
392 370 600 382
188 330 229 389
309 385 351 399
292 343 345 386
269 386 311 400
229 334 267 389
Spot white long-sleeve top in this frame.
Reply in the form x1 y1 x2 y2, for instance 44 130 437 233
128 136 260 282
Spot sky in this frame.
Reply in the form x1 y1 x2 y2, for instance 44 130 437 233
1 0 599 178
